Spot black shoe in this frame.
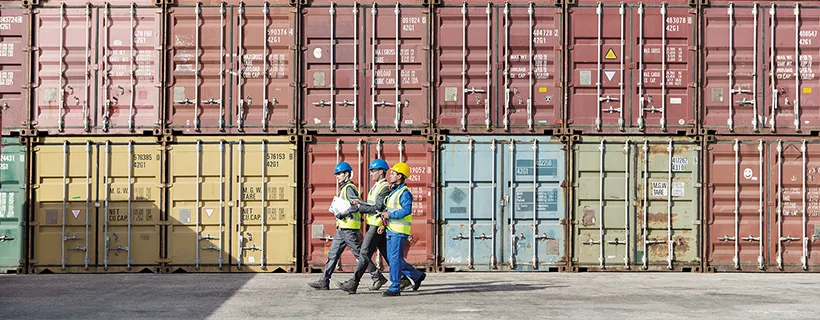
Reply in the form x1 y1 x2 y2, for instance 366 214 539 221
370 274 388 291
399 277 412 291
338 280 359 294
382 290 401 297
412 273 426 291
308 280 329 290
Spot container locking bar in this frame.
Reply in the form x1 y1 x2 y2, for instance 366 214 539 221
0 234 14 242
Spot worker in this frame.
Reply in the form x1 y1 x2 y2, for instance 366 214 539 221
380 162 426 297
338 159 411 294
307 161 365 290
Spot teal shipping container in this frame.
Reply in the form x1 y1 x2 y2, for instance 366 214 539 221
0 138 27 273
439 136 568 271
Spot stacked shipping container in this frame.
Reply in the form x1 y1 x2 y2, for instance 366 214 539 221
3 0 820 274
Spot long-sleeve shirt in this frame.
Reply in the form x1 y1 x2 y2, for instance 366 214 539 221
339 181 361 215
356 179 390 214
386 182 413 237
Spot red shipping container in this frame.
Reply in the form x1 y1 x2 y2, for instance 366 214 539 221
701 1 820 135
433 2 563 134
166 0 297 135
0 6 29 136
31 1 162 135
566 1 697 135
706 136 820 272
302 135 435 273
300 2 430 135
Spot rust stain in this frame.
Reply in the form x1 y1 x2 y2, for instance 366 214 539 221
646 239 666 258
582 206 595 226
674 236 691 257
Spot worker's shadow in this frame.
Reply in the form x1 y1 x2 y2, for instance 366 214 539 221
411 281 564 296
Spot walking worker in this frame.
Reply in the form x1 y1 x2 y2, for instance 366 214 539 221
380 162 426 297
308 161 365 290
338 159 411 294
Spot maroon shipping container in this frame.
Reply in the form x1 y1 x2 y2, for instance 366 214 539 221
566 1 697 135
706 137 820 272
300 2 430 135
433 2 563 134
302 135 435 273
31 1 163 135
0 6 29 136
701 1 820 135
166 1 297 135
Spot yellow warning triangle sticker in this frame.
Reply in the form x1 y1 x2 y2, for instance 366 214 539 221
604 48 617 60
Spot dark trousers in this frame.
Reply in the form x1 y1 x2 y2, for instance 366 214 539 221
352 224 390 283
320 227 363 283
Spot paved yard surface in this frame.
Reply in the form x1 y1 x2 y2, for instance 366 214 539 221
1 272 818 319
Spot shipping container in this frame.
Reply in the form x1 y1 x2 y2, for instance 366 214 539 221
701 1 820 135
30 1 163 135
705 136 820 272
166 1 298 135
300 2 430 135
570 136 702 271
433 2 563 134
302 135 435 272
566 1 697 135
165 136 298 273
0 5 30 136
29 137 162 273
0 138 27 273
438 135 568 272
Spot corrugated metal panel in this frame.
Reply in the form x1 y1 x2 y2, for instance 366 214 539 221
302 135 435 272
433 3 563 134
166 2 297 134
29 137 162 273
300 3 430 135
0 6 30 136
439 136 567 271
706 137 820 272
0 138 26 273
166 136 297 273
31 3 162 135
571 136 701 271
701 1 820 135
566 1 696 134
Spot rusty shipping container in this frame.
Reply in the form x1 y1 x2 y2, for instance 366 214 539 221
31 1 163 136
28 137 163 273
571 136 702 271
300 1 430 135
705 137 820 272
701 1 820 135
302 135 435 273
433 2 563 134
566 1 697 135
166 1 297 135
0 5 30 136
165 136 297 273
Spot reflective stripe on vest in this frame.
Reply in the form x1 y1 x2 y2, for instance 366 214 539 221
365 180 389 226
385 185 411 235
336 183 362 230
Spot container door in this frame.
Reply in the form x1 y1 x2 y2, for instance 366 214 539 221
0 7 29 135
440 137 502 270
0 139 25 272
706 139 767 271
504 137 565 270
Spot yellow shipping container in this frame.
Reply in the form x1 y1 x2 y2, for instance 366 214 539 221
165 137 297 273
29 137 163 273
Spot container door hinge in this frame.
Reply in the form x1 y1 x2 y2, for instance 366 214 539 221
694 182 703 188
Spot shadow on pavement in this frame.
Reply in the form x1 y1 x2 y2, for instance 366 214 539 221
412 282 563 296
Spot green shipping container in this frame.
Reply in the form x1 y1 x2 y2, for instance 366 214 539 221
0 138 27 273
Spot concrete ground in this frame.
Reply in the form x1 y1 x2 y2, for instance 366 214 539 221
1 272 818 319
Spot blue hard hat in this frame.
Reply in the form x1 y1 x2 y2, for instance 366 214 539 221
369 159 390 171
334 161 353 174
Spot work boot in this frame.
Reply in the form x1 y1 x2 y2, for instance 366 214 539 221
338 280 359 294
381 290 401 297
399 277 412 291
412 273 426 291
369 274 388 291
307 280 329 290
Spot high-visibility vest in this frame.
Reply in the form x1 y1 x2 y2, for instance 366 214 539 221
336 183 361 229
385 185 411 235
365 179 390 226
